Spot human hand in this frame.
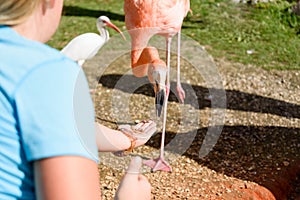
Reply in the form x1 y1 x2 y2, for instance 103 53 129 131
118 120 156 148
114 156 151 200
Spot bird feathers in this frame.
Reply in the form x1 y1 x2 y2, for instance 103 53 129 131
124 0 190 36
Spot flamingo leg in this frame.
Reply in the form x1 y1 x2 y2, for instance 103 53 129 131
176 30 185 103
143 37 172 172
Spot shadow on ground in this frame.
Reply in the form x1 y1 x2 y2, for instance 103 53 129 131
62 6 124 21
98 74 300 119
149 126 300 199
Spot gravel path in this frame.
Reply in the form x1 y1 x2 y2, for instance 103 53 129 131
83 38 299 199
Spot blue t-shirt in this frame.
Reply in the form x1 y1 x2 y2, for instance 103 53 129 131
0 26 99 199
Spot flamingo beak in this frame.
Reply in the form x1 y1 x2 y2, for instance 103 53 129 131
150 66 167 118
106 21 126 41
155 80 165 117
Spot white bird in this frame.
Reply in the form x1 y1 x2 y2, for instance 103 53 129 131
61 16 125 66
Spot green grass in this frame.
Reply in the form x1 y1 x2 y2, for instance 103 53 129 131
48 0 300 70
184 0 300 69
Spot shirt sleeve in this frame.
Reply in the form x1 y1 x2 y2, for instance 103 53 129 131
14 58 98 163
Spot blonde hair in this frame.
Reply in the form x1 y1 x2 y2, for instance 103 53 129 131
0 0 43 25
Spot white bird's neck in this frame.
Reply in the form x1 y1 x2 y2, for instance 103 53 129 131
98 27 109 42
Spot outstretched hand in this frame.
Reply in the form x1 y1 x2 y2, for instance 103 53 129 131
114 156 151 200
118 120 156 148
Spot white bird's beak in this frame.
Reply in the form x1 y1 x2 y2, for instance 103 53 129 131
106 21 126 41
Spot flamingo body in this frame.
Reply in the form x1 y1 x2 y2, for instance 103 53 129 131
124 0 190 71
124 0 189 36
124 0 190 172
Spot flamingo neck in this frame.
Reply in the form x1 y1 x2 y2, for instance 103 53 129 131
131 46 164 77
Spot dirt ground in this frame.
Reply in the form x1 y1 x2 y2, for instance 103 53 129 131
83 38 300 199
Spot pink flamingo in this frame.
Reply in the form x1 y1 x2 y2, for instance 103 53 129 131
124 0 190 172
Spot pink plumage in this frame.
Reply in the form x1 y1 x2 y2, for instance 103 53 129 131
124 0 190 172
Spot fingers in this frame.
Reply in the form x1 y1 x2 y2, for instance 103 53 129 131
118 124 131 131
118 120 156 142
126 156 142 175
142 121 156 134
115 156 151 200
132 120 150 130
132 123 143 131
130 120 156 142
124 156 151 192
119 156 143 185
119 120 156 134
133 120 156 133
